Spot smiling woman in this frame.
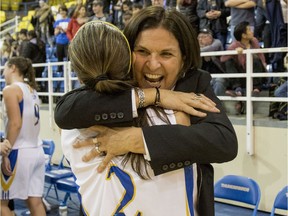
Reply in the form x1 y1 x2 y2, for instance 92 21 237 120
133 27 184 89
55 6 237 216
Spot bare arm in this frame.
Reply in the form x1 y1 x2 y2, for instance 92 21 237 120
2 85 22 176
235 1 256 8
225 0 249 7
3 85 22 147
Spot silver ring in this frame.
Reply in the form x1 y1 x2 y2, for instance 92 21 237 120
92 137 98 144
95 145 101 154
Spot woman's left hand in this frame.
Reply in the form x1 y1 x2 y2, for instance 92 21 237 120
73 125 145 173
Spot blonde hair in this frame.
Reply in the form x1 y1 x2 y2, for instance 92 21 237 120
68 21 135 93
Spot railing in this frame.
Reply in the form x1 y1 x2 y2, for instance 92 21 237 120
202 47 288 155
0 47 287 156
0 16 20 37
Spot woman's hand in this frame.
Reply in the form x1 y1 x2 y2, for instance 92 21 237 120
73 125 145 173
1 139 11 156
1 156 12 176
160 90 220 117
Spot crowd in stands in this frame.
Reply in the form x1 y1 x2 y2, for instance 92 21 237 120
0 0 287 118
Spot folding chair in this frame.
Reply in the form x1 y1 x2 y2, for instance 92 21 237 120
56 174 79 208
270 185 288 216
42 139 55 171
45 155 73 201
214 175 261 216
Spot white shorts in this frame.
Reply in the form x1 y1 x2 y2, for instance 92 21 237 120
1 147 45 200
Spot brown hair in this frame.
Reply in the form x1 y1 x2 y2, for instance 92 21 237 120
124 6 201 78
68 21 135 93
6 57 37 89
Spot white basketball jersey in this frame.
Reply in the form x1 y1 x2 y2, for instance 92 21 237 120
2 82 42 149
62 108 198 216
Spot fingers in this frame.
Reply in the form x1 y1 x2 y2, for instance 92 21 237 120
97 153 114 173
191 93 216 107
1 140 11 156
82 143 104 162
185 93 220 115
73 137 98 148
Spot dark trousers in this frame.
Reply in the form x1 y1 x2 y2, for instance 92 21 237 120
56 43 69 72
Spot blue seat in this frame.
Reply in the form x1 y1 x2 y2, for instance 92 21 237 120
270 186 288 216
42 139 55 171
45 155 73 201
214 175 261 216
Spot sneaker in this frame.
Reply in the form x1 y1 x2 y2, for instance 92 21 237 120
42 197 52 212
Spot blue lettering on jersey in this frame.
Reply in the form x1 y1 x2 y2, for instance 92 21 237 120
107 165 142 216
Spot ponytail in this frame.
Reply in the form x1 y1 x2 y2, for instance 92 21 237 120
7 57 37 90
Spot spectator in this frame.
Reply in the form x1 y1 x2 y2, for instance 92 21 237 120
10 41 18 58
225 0 256 41
177 0 199 31
88 1 112 22
132 2 143 15
117 11 132 30
151 0 164 6
198 28 227 96
0 42 11 66
31 0 55 47
18 29 30 57
53 5 70 72
266 0 287 73
274 80 288 98
67 3 89 41
270 79 288 120
221 21 267 113
254 0 272 63
4 33 15 47
197 0 230 49
20 30 46 79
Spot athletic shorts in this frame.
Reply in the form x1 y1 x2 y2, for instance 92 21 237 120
1 147 45 200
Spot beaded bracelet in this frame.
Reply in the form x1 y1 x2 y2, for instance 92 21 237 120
154 87 161 106
136 87 145 108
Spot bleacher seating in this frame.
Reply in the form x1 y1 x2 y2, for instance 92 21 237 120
0 10 6 23
1 0 10 11
11 0 22 11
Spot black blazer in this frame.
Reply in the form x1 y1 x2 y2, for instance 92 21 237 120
54 69 238 215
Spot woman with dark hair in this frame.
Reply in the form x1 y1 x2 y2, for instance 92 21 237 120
56 6 237 215
20 30 46 78
1 57 46 215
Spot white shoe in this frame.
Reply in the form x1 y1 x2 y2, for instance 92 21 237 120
42 197 52 212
